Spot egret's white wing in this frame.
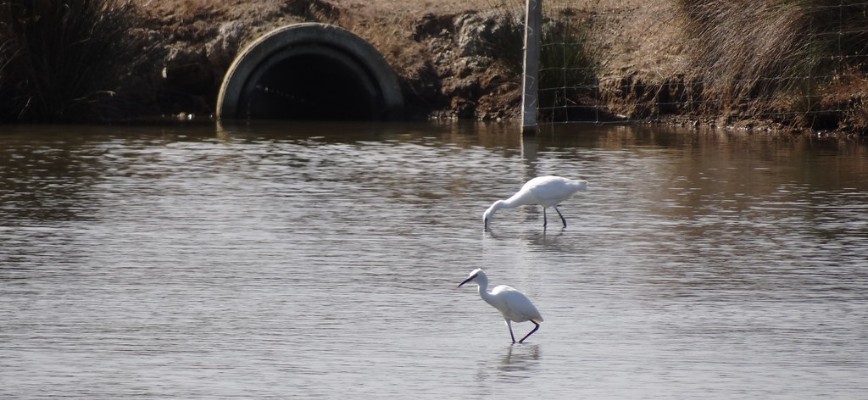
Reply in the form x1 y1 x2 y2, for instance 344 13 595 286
527 176 580 206
491 285 543 323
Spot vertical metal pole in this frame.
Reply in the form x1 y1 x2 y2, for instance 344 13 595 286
521 0 542 136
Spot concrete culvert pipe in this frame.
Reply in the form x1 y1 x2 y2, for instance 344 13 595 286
217 23 404 121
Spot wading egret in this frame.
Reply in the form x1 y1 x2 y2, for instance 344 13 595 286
483 175 588 229
458 268 543 344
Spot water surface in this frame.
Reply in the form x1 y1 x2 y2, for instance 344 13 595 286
1 122 866 398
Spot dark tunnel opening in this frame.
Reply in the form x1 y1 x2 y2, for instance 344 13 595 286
240 52 381 121
217 23 404 121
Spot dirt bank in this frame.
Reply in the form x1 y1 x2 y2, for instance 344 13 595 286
142 0 677 121
137 0 530 120
133 0 866 138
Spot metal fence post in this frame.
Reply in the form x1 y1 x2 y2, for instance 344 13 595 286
521 0 542 136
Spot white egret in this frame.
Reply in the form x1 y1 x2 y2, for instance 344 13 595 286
458 268 543 344
483 175 588 229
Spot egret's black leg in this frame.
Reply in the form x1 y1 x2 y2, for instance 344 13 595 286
542 208 548 228
554 206 567 228
503 318 515 344
506 320 517 343
518 321 540 344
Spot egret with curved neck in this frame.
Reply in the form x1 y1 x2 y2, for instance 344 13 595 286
483 175 588 229
458 268 543 344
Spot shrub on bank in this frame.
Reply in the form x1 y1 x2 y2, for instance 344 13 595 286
0 0 143 122
676 0 868 131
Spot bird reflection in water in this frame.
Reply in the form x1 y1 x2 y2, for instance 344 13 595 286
473 344 542 387
499 343 541 373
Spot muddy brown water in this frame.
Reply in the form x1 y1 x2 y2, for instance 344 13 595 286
1 122 866 399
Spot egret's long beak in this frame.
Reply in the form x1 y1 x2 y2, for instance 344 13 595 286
458 276 475 288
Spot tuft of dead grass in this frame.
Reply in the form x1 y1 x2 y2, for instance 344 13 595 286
678 1 810 108
676 0 868 132
0 0 147 122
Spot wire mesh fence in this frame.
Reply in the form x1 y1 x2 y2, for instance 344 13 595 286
525 0 868 133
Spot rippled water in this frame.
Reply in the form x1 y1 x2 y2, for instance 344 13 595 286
1 122 866 399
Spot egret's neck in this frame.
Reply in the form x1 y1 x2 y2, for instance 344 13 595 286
483 200 503 225
500 192 528 208
484 197 522 223
479 287 497 307
485 200 503 215
475 276 496 305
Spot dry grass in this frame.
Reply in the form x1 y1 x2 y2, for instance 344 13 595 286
0 0 146 122
679 1 811 105
676 0 868 131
